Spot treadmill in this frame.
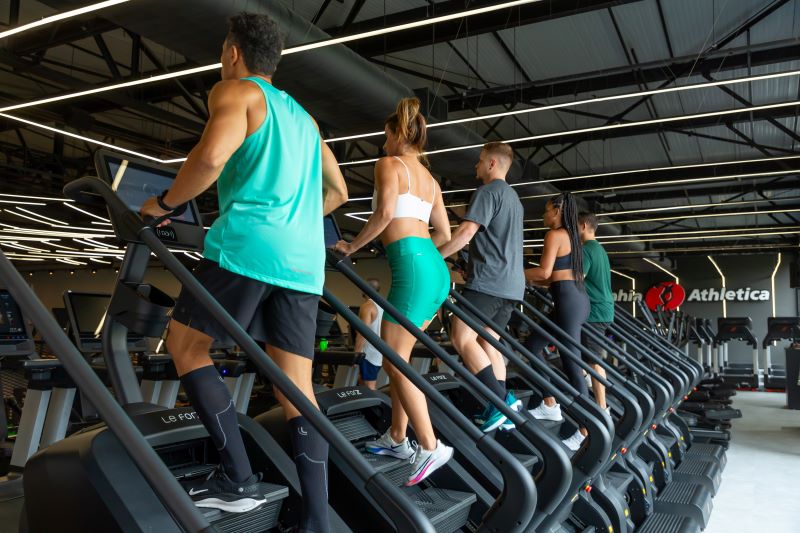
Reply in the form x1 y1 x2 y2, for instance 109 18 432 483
762 317 800 390
20 151 434 532
715 318 761 388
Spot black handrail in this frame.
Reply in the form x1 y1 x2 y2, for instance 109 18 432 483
65 176 435 533
328 254 537 531
515 298 642 443
0 250 213 532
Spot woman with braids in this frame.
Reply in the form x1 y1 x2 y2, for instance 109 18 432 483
523 192 591 451
335 97 454 485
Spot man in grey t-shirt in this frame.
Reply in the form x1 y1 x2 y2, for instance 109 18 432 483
439 142 525 432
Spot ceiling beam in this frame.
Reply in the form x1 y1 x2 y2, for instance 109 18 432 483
326 0 644 57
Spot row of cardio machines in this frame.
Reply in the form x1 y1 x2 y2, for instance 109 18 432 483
699 316 800 390
2 150 729 532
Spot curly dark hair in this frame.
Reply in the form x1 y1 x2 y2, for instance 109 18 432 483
227 12 284 76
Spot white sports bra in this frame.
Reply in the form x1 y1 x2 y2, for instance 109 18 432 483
372 156 435 223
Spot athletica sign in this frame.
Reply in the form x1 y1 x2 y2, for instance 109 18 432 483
644 281 686 311
686 288 770 302
613 286 772 305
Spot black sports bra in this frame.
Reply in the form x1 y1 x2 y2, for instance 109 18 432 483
552 253 573 271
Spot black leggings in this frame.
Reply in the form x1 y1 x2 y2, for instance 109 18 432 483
523 281 590 397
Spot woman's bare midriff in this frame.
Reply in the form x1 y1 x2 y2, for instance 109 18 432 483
381 218 431 247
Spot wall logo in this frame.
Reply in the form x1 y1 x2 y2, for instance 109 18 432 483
686 288 770 302
644 281 686 311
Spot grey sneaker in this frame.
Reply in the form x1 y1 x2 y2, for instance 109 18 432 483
528 402 564 422
365 430 416 460
406 440 453 486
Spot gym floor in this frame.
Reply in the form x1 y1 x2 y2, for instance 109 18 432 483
704 391 800 532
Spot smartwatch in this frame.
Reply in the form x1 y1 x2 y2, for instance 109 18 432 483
157 190 176 213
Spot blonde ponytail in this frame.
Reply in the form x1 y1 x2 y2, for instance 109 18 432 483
385 97 428 155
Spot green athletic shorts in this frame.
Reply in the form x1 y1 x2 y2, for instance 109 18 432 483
385 236 450 328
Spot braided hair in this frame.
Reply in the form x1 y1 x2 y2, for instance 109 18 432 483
550 192 584 286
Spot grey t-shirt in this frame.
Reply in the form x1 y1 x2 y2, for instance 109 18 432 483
462 179 525 301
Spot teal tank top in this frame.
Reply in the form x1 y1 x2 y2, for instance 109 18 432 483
203 77 324 295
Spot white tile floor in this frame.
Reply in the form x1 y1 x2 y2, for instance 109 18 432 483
704 391 800 533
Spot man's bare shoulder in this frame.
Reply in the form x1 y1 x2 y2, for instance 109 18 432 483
209 79 262 102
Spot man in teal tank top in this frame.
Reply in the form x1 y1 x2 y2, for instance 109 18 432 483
141 13 347 531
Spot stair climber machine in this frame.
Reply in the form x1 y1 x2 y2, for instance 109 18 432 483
17 151 438 532
524 289 717 532
62 290 181 411
762 317 800 390
259 215 537 532
715 318 761 389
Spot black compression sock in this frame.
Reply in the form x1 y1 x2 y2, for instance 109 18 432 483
475 365 506 400
498 380 507 394
289 416 330 533
181 365 253 483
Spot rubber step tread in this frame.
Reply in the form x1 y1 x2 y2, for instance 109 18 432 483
656 481 706 505
404 486 477 533
638 511 700 533
332 414 378 442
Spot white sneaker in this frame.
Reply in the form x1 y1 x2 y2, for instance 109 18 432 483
365 430 415 460
406 440 453 486
562 430 586 452
528 402 564 422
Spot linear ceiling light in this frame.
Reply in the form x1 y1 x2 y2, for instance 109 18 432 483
0 0 544 113
326 69 800 143
606 243 800 254
0 113 170 162
346 154 800 203
340 100 800 167
519 169 799 201
644 258 679 284
708 256 727 318
64 202 111 222
611 269 637 316
0 0 129 40
524 224 800 243
525 197 800 222
771 253 782 318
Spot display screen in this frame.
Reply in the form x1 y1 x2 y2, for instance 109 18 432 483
0 290 26 339
105 158 198 225
69 293 111 337
324 215 341 248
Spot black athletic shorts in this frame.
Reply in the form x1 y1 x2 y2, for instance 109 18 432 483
458 288 516 330
172 259 320 359
581 322 611 359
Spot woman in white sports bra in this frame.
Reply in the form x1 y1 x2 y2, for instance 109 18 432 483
335 97 453 486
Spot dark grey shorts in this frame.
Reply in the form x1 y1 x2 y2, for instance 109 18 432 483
458 288 516 330
172 259 320 359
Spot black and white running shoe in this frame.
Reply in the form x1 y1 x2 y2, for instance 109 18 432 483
183 466 267 513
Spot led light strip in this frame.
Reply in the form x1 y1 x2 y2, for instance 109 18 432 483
340 100 800 167
0 0 130 40
770 253 782 318
707 256 727 318
525 197 800 222
64 202 111 222
327 69 800 143
0 113 169 162
519 169 799 201
0 0 544 114
524 224 800 243
347 154 800 203
611 269 636 317
644 257 679 284
600 229 800 245
606 243 799 254
16 207 68 226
